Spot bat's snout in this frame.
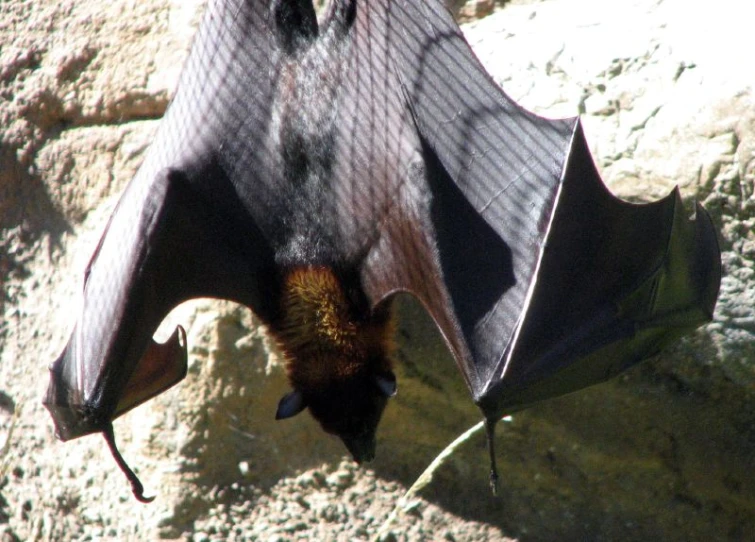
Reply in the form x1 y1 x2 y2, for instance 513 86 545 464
341 433 377 463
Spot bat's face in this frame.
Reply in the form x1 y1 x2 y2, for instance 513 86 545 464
276 371 397 463
311 371 397 462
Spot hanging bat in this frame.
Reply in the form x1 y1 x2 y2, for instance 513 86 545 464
43 0 721 502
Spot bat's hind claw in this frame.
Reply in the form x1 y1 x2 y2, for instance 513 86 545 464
485 418 500 497
103 423 155 503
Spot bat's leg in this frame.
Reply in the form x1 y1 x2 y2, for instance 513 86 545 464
103 424 154 503
485 418 499 496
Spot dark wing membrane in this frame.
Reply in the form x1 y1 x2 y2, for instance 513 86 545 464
354 0 720 419
44 0 280 441
354 0 573 394
479 126 721 417
44 167 273 440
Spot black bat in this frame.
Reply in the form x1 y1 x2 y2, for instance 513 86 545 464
43 0 721 502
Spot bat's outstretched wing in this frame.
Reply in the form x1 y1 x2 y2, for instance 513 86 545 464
348 0 721 421
44 0 281 442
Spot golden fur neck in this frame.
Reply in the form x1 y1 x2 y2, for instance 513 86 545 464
272 266 394 390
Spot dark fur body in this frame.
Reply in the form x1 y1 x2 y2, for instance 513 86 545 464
257 2 397 458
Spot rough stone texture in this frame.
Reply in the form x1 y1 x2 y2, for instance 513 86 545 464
0 0 753 541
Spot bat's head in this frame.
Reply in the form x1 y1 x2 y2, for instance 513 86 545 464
276 371 397 463
272 265 398 462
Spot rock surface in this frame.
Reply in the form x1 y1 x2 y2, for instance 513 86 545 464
1 0 753 540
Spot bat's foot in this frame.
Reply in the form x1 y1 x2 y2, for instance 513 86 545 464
103 423 155 503
485 418 500 497
489 467 499 497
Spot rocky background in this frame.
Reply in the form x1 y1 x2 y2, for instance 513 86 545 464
1 0 753 540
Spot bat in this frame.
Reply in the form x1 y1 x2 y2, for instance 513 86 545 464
43 0 722 502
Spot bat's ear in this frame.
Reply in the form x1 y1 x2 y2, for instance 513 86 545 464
374 371 397 398
275 390 307 420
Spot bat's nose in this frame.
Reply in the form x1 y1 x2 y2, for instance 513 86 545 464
341 434 376 463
